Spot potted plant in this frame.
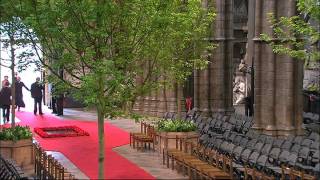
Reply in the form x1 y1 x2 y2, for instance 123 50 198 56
156 119 198 153
0 125 34 170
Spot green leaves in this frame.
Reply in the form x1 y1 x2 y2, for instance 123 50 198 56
260 0 319 62
1 0 215 118
156 119 197 132
0 125 32 141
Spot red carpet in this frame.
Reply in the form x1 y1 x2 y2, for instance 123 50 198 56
15 111 155 179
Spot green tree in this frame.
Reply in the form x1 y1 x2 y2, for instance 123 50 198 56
260 0 319 62
2 0 215 178
0 16 37 126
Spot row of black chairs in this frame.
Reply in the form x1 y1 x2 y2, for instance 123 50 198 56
303 112 320 134
163 110 254 135
303 112 320 124
162 110 320 179
0 155 28 180
202 130 319 176
197 113 320 179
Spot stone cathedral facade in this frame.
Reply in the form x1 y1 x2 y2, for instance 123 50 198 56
133 0 306 136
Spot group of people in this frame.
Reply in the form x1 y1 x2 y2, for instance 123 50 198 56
0 75 45 123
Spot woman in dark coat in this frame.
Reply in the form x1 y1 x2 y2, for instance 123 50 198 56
0 81 11 123
15 76 29 111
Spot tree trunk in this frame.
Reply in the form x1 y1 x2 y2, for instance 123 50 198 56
97 106 105 179
97 74 105 179
177 83 182 119
95 0 107 178
9 34 16 127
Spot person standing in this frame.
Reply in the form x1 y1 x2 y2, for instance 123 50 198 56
0 81 11 123
2 75 10 87
56 93 64 116
15 76 30 111
185 96 192 112
50 85 57 114
244 88 253 116
31 77 44 115
50 85 64 116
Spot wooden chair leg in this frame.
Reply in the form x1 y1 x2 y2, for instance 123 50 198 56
163 151 165 165
172 157 175 170
187 166 192 180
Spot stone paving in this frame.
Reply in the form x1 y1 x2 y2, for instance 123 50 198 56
50 108 186 179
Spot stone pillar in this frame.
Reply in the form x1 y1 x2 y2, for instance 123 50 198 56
193 70 200 111
157 80 167 117
198 69 210 115
132 75 144 114
208 0 234 115
252 0 303 135
274 0 303 134
167 85 177 113
156 78 179 117
148 90 158 116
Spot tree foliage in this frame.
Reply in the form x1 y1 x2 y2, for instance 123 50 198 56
260 0 319 62
22 0 215 113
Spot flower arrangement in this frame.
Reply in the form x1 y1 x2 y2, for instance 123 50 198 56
156 119 197 132
0 125 33 141
34 126 89 138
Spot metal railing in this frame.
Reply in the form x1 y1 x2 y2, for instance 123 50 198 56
33 143 76 180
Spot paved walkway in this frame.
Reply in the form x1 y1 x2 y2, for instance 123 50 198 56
46 108 186 179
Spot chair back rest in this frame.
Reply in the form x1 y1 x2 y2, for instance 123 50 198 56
261 143 272 155
232 146 244 159
146 124 155 137
287 153 298 166
273 138 284 148
290 144 301 154
293 136 304 145
281 140 293 151
254 142 265 153
246 139 258 150
298 147 310 159
309 132 320 142
233 135 243 145
301 139 313 147
278 150 290 164
241 149 252 163
248 151 260 166
310 141 320 150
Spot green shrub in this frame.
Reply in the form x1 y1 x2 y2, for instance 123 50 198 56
156 119 197 132
0 125 32 141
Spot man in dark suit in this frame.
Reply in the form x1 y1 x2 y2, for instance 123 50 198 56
31 77 44 115
0 81 11 123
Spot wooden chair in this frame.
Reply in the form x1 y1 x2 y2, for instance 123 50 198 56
163 136 193 169
179 142 231 180
250 169 275 180
134 124 156 151
129 121 148 148
163 137 231 180
289 168 317 180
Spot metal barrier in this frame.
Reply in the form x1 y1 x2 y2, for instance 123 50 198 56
33 143 76 180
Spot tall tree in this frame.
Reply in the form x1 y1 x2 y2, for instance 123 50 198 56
2 0 215 178
0 16 36 126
